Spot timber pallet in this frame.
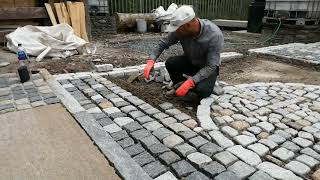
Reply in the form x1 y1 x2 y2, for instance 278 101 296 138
263 17 319 26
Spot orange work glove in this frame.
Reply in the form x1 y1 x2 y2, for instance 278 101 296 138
144 59 155 79
175 79 195 97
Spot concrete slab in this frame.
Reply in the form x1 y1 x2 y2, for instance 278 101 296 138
212 19 248 28
0 104 120 180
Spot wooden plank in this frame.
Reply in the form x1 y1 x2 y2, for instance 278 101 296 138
61 2 70 25
54 3 64 24
0 7 48 20
67 2 81 37
76 2 89 42
0 0 14 8
45 3 57 25
54 3 70 24
82 0 92 41
14 0 36 7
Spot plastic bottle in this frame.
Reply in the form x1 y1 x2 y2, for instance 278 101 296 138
17 44 30 83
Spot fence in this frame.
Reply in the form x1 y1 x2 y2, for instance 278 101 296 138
108 0 252 20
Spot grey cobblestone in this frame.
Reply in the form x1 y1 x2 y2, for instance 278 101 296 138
188 136 209 149
114 117 134 127
160 117 177 126
143 121 163 131
159 102 173 110
292 137 313 147
285 160 310 176
227 145 262 166
209 130 234 149
221 126 239 137
159 151 181 165
296 154 319 168
140 135 160 147
130 129 152 141
178 130 198 140
300 147 320 160
171 160 196 178
173 143 197 157
187 152 212 168
213 151 238 167
272 147 295 161
136 116 154 124
120 105 138 113
199 142 223 157
152 128 174 140
228 161 256 179
249 170 275 180
142 161 167 178
185 171 210 180
163 134 184 148
215 171 241 180
124 144 145 156
117 137 135 148
133 151 156 166
97 117 113 127
168 123 189 133
144 108 161 115
153 112 170 120
248 143 269 156
129 110 146 119
111 130 129 141
122 121 142 132
147 143 170 157
234 135 257 146
201 161 226 177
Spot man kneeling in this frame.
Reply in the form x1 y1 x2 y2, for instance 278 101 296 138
144 5 224 103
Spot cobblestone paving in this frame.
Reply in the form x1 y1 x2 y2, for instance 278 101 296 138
0 73 60 114
55 72 320 179
249 42 320 64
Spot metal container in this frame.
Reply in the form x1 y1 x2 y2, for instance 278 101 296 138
136 19 147 33
265 0 320 19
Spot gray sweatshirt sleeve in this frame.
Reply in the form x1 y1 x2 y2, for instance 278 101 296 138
149 32 179 61
192 34 223 84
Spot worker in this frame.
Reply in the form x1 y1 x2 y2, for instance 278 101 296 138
144 5 224 103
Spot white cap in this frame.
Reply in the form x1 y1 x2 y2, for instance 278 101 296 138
167 5 195 32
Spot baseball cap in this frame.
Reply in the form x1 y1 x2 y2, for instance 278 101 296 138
167 5 195 32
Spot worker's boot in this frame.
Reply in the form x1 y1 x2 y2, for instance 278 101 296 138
176 91 200 105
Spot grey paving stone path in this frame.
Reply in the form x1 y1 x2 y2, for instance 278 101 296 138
53 72 320 180
249 42 320 65
0 73 60 114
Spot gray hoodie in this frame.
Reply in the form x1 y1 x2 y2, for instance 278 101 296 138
149 19 224 83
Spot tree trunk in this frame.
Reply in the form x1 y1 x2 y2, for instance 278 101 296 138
115 13 156 30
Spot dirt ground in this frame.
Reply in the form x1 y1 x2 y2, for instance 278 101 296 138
0 31 271 74
111 76 198 119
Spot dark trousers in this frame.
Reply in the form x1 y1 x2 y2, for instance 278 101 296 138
165 55 219 99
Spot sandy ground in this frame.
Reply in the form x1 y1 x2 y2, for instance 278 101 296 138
0 104 120 180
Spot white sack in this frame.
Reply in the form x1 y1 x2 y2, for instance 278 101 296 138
6 24 87 58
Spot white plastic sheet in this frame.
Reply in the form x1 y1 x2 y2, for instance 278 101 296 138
6 24 87 59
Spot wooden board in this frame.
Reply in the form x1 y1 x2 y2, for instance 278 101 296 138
14 0 36 7
61 2 70 25
45 3 57 25
0 0 14 7
54 3 70 25
67 2 81 37
0 7 48 20
76 2 89 42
